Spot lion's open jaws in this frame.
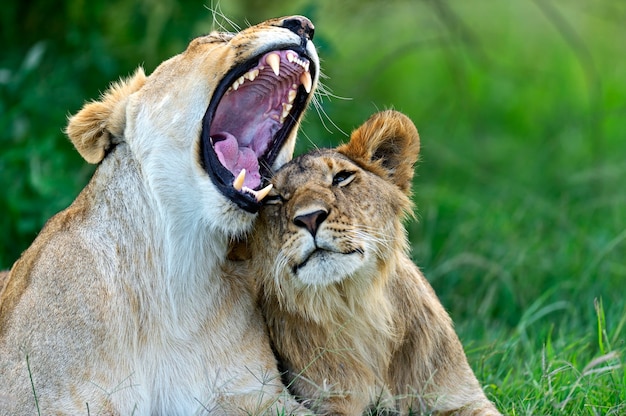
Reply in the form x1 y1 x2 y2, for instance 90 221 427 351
203 47 316 212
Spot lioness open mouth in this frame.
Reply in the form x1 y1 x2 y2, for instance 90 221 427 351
201 48 315 213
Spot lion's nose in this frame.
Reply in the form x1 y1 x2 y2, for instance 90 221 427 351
281 16 315 42
293 208 327 237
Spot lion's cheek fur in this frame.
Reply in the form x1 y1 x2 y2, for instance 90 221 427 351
124 89 257 238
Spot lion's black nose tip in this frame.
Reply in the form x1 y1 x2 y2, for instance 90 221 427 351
281 16 315 42
293 209 327 237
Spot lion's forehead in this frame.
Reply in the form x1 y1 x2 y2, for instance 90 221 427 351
272 152 354 191
267 156 389 225
265 152 406 231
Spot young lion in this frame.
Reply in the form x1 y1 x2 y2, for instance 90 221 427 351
0 16 318 415
246 111 501 415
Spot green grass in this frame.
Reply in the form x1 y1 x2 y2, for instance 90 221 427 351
1 1 624 414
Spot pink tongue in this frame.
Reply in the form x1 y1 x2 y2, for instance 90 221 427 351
213 132 261 189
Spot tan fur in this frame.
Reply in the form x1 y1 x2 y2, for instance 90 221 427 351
0 271 8 294
0 16 319 415
66 68 147 163
246 111 502 415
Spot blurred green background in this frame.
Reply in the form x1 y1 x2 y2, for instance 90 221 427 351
1 0 625 411
4 0 624 320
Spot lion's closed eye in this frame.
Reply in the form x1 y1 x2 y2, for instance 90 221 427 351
332 170 356 187
263 193 284 205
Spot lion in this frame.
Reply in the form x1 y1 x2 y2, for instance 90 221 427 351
241 111 502 415
0 16 318 415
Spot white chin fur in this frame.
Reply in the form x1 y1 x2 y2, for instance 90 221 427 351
294 251 362 287
126 81 258 237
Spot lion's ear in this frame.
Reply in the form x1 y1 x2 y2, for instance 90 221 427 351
65 68 147 163
338 110 420 194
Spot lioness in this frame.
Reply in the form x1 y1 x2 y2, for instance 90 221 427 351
0 16 318 415
244 111 501 415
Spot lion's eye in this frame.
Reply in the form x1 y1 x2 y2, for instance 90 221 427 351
332 170 356 187
263 194 284 205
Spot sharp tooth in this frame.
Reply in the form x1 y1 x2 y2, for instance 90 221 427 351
300 71 312 93
286 51 296 63
245 69 258 81
281 103 292 123
242 186 257 200
232 80 240 91
233 169 246 191
255 184 273 202
238 75 245 85
266 53 280 76
288 89 297 103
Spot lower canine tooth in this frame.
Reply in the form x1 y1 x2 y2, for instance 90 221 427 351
266 53 280 76
241 185 272 202
255 184 273 202
301 71 312 93
233 169 246 191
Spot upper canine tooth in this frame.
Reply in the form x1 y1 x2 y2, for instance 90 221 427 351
266 53 280 76
300 71 312 93
255 184 273 202
233 169 246 191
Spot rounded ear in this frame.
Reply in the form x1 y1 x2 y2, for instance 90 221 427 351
337 110 420 194
65 68 147 163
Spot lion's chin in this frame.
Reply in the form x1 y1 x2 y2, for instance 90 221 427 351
291 250 364 288
201 49 315 213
